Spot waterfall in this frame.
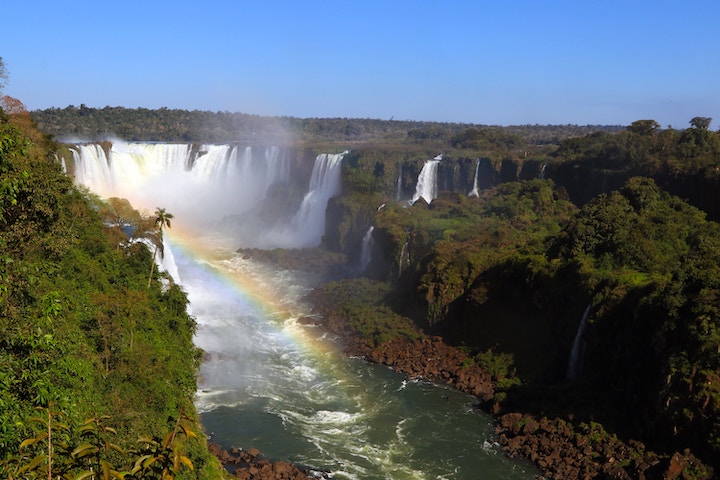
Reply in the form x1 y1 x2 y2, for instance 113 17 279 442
57 153 67 174
264 146 289 191
67 142 319 247
396 165 403 201
360 226 374 270
69 143 292 215
539 164 547 179
567 305 591 379
410 158 440 205
468 159 480 197
160 236 181 284
70 144 116 198
398 240 410 276
266 151 346 249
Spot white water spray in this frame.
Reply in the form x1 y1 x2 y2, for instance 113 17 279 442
411 158 441 205
68 142 336 248
398 240 410 276
267 152 346 248
359 226 374 271
396 166 403 201
469 159 480 197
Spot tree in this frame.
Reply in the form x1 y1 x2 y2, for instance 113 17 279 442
627 119 660 136
147 207 173 288
0 56 7 93
690 116 712 130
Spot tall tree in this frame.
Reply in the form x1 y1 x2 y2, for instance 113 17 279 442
0 56 7 93
690 116 712 130
147 207 174 288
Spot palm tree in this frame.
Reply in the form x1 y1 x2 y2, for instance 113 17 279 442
147 207 174 288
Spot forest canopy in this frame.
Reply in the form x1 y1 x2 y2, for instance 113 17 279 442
30 104 622 144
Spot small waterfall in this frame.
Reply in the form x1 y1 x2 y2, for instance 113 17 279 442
278 152 346 248
468 159 480 197
57 154 67 174
160 236 181 284
410 158 441 205
396 166 403 201
539 164 547 179
398 240 410 276
567 305 591 379
359 226 374 271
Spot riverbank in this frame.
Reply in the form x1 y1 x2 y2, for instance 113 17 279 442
207 443 331 480
306 286 715 480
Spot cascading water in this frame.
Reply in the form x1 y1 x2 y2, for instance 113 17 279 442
567 305 591 379
411 157 441 205
69 142 290 230
69 142 537 480
359 226 374 271
396 165 403 201
268 152 346 248
469 159 480 197
398 240 410 277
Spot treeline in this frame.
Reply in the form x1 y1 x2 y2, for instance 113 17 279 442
30 104 621 144
552 118 720 175
542 118 720 219
0 103 224 477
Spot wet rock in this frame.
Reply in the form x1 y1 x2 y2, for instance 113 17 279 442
208 442 331 479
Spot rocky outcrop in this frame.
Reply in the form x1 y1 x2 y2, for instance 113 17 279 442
207 443 331 480
310 296 496 401
367 336 495 401
495 413 714 480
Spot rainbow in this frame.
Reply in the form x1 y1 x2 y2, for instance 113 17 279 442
162 224 342 366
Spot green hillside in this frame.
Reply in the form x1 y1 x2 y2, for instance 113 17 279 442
0 103 225 478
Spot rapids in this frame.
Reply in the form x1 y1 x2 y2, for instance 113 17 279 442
68 142 538 479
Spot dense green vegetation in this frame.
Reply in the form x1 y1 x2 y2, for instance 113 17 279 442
320 120 720 475
541 178 720 454
0 104 224 478
546 118 720 217
308 278 421 348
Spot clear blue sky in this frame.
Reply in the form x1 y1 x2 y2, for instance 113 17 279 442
2 1 718 127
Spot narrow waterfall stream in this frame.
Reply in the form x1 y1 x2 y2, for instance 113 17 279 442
469 159 480 197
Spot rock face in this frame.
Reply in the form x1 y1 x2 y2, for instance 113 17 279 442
314 300 496 401
367 336 495 401
207 443 331 480
495 413 714 480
